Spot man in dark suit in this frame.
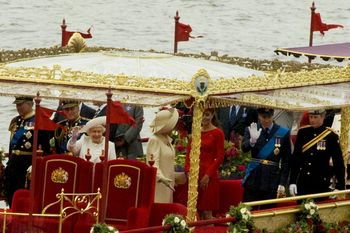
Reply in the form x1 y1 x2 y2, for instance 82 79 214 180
241 108 291 204
289 109 345 197
217 105 258 139
111 104 144 160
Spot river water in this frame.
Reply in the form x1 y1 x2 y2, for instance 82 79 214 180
0 0 349 149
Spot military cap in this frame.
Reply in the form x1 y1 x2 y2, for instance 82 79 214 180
308 109 326 115
61 100 79 109
13 96 33 104
257 108 274 116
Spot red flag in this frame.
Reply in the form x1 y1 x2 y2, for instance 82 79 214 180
175 22 193 42
312 12 343 35
62 27 93 46
35 106 62 130
109 101 135 126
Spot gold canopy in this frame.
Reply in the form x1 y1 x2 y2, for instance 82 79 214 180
1 48 350 221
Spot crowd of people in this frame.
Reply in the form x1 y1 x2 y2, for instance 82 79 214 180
3 96 350 219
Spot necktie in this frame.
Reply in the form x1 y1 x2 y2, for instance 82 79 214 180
265 128 270 138
229 106 236 125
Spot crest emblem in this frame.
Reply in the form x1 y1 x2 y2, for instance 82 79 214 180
51 167 69 183
114 172 132 189
195 76 209 96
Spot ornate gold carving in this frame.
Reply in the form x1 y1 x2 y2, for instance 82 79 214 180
67 33 87 53
51 167 69 184
186 101 204 222
113 172 131 189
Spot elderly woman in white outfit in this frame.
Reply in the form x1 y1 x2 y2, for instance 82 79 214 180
67 116 116 163
146 108 179 203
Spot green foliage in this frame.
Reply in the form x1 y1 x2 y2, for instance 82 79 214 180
226 204 254 233
90 223 119 233
162 214 190 233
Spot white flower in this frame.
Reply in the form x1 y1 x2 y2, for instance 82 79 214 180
310 209 315 215
307 214 312 219
240 207 247 214
226 213 231 218
108 226 115 231
174 216 180 223
180 219 186 228
304 203 311 210
309 202 316 208
242 214 249 221
90 227 94 233
246 210 251 217
162 220 165 226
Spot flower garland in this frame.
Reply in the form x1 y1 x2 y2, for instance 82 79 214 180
162 214 189 233
90 223 119 233
299 199 321 225
226 204 254 233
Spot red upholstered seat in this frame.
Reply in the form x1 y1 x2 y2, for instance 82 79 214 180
148 202 187 227
74 159 157 232
10 154 94 233
214 179 244 217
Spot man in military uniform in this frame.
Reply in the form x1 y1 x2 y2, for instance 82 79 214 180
52 100 89 154
4 96 50 206
241 108 291 204
289 109 345 196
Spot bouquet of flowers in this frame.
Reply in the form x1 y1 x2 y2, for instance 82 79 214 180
220 133 250 179
162 214 189 233
90 223 119 233
299 199 321 225
226 204 254 233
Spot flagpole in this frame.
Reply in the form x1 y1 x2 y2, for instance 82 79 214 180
308 2 316 63
28 92 41 232
61 18 67 47
174 11 180 54
100 88 112 223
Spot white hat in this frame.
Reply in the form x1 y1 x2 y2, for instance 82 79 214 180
79 116 106 133
150 108 179 134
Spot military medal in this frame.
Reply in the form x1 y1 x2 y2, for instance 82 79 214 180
274 137 281 155
317 140 326 150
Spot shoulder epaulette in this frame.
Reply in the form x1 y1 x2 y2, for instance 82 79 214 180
326 127 337 134
299 125 312 129
8 116 20 132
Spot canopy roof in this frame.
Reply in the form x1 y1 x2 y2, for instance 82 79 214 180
1 50 350 110
275 42 350 62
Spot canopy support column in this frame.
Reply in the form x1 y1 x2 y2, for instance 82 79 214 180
186 100 204 222
340 107 350 182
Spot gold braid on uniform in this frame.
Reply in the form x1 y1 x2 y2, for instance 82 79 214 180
186 100 204 222
54 126 67 144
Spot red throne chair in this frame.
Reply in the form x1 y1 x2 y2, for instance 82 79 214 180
214 179 244 217
10 154 93 233
74 159 157 232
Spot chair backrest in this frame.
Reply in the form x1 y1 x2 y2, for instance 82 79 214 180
33 154 93 213
94 159 156 225
215 179 244 216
